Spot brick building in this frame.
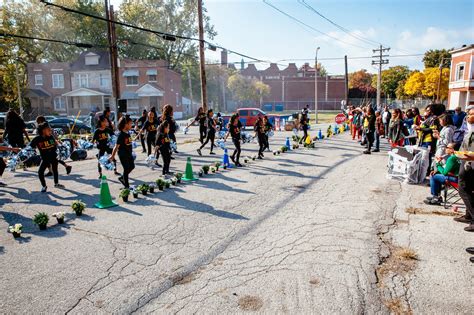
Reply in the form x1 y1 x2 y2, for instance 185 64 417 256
26 51 182 117
448 44 474 110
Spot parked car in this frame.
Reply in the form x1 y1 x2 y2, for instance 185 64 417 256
48 118 91 134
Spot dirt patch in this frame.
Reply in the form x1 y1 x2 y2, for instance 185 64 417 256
309 277 320 286
182 139 199 145
371 188 383 193
376 246 418 288
405 207 458 217
384 298 413 315
171 272 196 285
238 295 263 311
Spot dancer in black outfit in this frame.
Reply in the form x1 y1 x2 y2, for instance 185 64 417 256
197 109 216 155
263 115 273 151
187 107 207 143
254 116 266 159
135 109 147 153
4 109 30 148
93 116 118 178
140 111 158 156
30 123 64 192
298 111 309 144
160 104 178 156
156 121 172 176
110 117 134 188
225 113 243 167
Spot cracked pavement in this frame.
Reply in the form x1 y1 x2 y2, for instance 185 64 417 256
0 128 471 313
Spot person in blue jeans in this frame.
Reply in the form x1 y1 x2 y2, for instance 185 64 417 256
425 143 460 205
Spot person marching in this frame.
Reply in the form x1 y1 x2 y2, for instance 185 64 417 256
110 117 134 188
140 111 158 157
187 107 207 144
4 109 30 148
135 109 147 153
156 121 172 176
216 112 224 133
197 109 216 156
298 110 309 144
225 113 243 167
30 122 65 192
263 115 273 151
160 104 178 156
93 116 118 178
254 116 266 159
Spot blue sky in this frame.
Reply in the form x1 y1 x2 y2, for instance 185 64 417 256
112 0 473 74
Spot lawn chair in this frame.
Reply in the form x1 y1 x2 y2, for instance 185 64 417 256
444 176 462 209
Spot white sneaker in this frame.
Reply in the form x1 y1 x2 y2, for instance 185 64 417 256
54 183 65 189
41 186 48 193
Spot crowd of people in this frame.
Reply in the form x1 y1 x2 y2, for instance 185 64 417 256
347 104 474 234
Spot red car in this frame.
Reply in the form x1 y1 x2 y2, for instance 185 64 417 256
234 108 266 126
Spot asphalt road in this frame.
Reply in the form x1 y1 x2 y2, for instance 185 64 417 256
0 128 471 313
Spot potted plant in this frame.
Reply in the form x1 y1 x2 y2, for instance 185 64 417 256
243 157 249 163
52 212 65 224
214 162 221 171
138 184 149 196
132 187 139 198
155 179 165 191
119 188 130 202
149 183 155 193
33 212 49 230
223 164 227 170
165 180 171 189
280 146 288 153
202 165 210 175
171 178 177 185
71 200 86 216
175 172 183 183
252 156 256 161
273 150 277 155
198 170 203 177
210 166 216 173
8 224 22 238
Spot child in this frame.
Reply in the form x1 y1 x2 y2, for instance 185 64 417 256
187 107 207 144
197 109 216 156
225 113 243 167
156 121 172 176
0 145 20 187
160 104 178 155
263 115 273 151
298 111 309 144
254 117 265 159
110 117 134 188
36 116 72 175
30 123 64 192
93 116 118 178
140 111 158 156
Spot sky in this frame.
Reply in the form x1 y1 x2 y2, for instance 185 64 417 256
111 0 474 75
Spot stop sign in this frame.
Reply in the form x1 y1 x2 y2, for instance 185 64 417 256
335 113 346 124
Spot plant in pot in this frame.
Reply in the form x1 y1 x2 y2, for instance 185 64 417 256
214 162 221 171
280 146 288 153
132 187 139 198
52 212 65 224
8 223 22 238
33 212 49 230
273 150 277 155
149 183 155 193
252 156 256 161
210 166 216 173
243 157 249 163
155 179 165 191
138 184 149 196
198 170 203 177
119 188 130 202
175 172 183 183
171 178 177 185
223 164 227 170
165 180 171 189
202 165 210 175
71 200 86 216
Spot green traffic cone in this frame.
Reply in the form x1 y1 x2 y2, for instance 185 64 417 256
95 175 118 208
182 157 197 181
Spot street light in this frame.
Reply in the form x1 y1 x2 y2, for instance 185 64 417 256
314 47 320 124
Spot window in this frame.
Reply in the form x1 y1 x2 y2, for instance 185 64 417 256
455 63 465 81
239 110 248 116
99 74 110 88
35 74 43 86
126 76 138 86
104 97 110 107
250 110 259 116
52 74 64 89
148 74 157 82
53 97 66 110
85 55 100 65
77 74 89 88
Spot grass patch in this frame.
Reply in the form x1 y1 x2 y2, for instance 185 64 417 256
384 298 413 315
376 246 418 288
238 295 263 311
405 207 458 217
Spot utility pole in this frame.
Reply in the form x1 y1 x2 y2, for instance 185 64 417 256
372 45 390 111
187 68 194 116
436 57 446 103
14 50 23 118
344 55 348 108
314 47 320 124
197 0 208 112
105 1 120 122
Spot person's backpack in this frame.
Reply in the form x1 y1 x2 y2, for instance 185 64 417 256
70 149 87 161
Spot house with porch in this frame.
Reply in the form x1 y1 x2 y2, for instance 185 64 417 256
448 44 474 110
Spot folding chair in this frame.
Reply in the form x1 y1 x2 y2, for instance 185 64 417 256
444 177 462 209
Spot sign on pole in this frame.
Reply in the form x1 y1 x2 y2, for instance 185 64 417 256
335 113 346 125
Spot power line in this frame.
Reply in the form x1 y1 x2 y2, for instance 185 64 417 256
262 0 370 50
0 32 101 49
277 53 424 62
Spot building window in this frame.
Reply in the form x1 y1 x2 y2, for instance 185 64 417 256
85 55 100 65
126 76 138 86
77 74 89 88
100 74 110 88
35 74 43 86
53 97 66 110
455 63 465 81
104 97 110 107
148 74 157 82
52 74 64 89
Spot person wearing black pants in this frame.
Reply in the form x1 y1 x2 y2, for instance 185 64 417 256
156 121 172 175
298 112 309 144
263 116 273 151
141 111 158 156
363 107 376 154
254 117 265 159
197 109 216 156
30 123 64 192
160 104 178 157
5 109 30 148
225 113 243 167
135 110 147 153
187 107 207 144
110 117 135 188
93 116 117 178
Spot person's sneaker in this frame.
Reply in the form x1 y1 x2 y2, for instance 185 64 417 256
45 172 53 177
0 181 7 187
464 224 474 232
454 216 471 224
174 150 179 154
363 150 371 154
155 162 162 167
114 170 121 176
41 186 48 193
197 149 202 156
66 165 72 175
470 256 474 263
236 163 243 167
425 195 437 201
170 156 175 160
118 176 126 187
209 151 216 155
257 156 263 159
54 183 65 189
372 149 380 152
98 173 103 179
466 247 474 255
424 197 442 205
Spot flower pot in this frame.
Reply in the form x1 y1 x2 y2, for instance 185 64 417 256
158 185 164 191
75 211 83 217
177 179 181 183
211 170 216 173
198 171 203 177
204 170 209 175
149 187 155 193
38 224 47 230
56 217 65 224
223 165 227 170
142 191 148 196
122 195 129 202
12 232 21 238
133 193 139 198
172 181 176 186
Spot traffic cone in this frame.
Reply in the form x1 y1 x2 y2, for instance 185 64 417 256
222 148 233 168
95 175 118 209
305 134 312 145
334 124 338 134
318 129 322 140
182 157 198 181
285 137 292 150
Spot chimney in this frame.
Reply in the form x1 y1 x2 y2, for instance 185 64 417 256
221 49 228 66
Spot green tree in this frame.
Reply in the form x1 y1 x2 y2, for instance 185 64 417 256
228 74 270 106
371 66 411 99
423 49 452 68
349 69 373 89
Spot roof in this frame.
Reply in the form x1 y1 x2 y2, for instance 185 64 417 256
121 91 140 100
25 88 50 98
70 51 110 71
62 88 109 97
450 44 474 54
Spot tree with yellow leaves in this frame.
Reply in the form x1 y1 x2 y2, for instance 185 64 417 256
404 71 425 97
422 67 450 101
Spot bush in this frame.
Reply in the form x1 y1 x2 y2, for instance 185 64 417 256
71 200 86 214
33 212 49 226
119 188 130 198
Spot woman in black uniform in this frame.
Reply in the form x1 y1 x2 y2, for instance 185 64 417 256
225 113 243 167
156 121 172 176
93 116 117 178
263 115 273 151
135 109 147 153
160 104 178 156
110 117 134 188
187 107 207 144
299 111 309 144
197 109 216 156
254 116 266 159
140 111 158 156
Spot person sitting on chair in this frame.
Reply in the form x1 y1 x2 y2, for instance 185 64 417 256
424 143 460 205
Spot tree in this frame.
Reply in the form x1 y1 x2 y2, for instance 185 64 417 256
349 69 373 89
315 63 328 77
371 66 410 99
227 74 270 106
423 49 451 68
422 67 449 101
404 71 425 97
